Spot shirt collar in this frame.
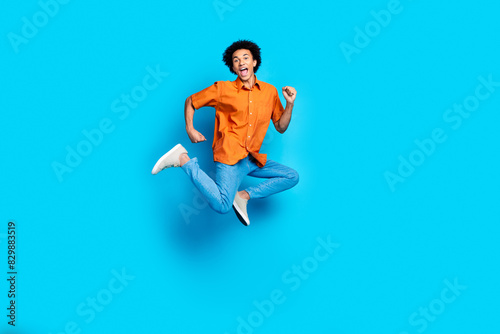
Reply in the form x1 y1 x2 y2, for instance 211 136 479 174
235 75 262 92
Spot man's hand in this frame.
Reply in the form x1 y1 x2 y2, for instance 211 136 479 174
282 86 297 104
187 128 206 143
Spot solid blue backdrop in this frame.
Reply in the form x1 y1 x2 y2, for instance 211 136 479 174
1 0 499 333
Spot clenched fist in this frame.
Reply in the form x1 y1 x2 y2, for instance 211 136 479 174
187 128 206 143
282 86 297 104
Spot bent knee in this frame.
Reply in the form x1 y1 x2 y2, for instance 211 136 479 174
287 169 299 186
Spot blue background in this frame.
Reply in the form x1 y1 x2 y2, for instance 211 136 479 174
1 0 499 333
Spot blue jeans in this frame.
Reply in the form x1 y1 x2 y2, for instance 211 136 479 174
181 156 299 214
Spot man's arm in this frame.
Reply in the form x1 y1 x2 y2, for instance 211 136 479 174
185 95 206 143
274 86 297 134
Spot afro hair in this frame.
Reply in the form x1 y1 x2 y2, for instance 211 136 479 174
222 40 261 75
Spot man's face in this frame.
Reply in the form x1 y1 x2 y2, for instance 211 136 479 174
232 49 257 81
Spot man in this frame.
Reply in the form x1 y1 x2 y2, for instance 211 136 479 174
152 40 298 226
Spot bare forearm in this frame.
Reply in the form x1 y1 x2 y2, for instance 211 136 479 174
276 101 294 133
184 96 195 131
184 96 206 143
275 86 297 133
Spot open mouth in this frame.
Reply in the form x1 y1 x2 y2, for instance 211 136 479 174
240 67 248 76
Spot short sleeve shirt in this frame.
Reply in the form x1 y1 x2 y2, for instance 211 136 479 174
191 76 284 167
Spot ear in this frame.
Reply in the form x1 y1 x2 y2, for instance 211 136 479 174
253 59 257 69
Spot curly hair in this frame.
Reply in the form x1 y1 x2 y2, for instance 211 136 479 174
222 40 261 75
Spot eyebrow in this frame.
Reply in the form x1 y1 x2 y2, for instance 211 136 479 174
233 54 250 58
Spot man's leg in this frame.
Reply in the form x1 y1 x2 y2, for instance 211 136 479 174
181 154 246 214
241 159 299 200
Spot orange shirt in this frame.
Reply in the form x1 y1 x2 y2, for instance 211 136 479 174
191 76 284 167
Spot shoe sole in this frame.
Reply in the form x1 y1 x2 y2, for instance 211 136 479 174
232 203 250 226
151 144 183 174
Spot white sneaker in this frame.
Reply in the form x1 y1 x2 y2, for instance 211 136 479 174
233 194 250 226
151 144 187 174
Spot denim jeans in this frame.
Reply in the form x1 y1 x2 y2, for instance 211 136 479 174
181 156 299 214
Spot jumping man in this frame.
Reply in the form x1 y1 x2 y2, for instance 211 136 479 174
151 40 298 226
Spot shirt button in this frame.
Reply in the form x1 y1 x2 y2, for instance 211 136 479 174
250 113 252 115
248 136 250 138
249 124 252 126
250 101 252 103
